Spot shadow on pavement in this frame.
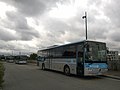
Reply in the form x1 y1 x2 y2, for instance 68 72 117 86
37 69 103 80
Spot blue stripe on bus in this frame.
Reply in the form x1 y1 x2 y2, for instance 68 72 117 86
84 63 108 68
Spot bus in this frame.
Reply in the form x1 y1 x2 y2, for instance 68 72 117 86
6 56 14 63
14 55 28 64
37 40 108 76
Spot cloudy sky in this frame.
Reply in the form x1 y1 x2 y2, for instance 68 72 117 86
0 0 120 55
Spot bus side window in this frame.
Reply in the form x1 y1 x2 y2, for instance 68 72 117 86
62 46 76 58
37 57 44 61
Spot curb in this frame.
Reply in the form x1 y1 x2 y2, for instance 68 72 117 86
104 75 120 80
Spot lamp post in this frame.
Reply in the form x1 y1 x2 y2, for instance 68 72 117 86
82 12 88 68
82 12 88 40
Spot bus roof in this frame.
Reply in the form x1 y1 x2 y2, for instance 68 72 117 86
38 40 106 51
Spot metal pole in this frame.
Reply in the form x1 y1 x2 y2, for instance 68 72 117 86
85 12 87 40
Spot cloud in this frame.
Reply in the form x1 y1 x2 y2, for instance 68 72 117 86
5 11 40 41
0 0 58 17
14 0 46 16
102 0 120 49
6 11 29 29
0 28 17 41
108 30 120 42
104 0 120 27
0 0 120 54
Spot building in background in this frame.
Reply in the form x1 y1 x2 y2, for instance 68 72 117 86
107 51 120 70
107 51 119 61
119 55 120 61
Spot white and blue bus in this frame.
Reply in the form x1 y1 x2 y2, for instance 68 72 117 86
37 40 108 76
14 55 28 64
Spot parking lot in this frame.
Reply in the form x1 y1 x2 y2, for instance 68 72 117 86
3 62 120 90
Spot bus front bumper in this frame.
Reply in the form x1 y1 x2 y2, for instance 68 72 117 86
84 68 108 76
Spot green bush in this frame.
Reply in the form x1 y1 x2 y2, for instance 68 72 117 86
0 62 5 87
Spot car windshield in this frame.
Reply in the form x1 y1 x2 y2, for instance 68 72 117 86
85 41 106 62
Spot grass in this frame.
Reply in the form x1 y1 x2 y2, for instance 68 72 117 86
0 61 5 88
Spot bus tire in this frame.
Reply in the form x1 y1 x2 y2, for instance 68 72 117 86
42 63 45 70
64 66 70 75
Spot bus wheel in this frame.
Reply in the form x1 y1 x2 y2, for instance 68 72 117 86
64 66 70 75
42 63 45 70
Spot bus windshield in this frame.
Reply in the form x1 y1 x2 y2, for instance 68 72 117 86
6 56 14 60
20 56 28 60
85 41 106 62
16 55 28 61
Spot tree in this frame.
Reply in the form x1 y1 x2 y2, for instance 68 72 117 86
29 53 37 60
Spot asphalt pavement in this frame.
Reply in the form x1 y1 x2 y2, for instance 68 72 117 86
2 62 120 90
29 62 120 80
104 70 120 80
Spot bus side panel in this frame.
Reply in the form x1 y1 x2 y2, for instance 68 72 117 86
38 61 43 69
44 58 50 69
51 58 66 72
69 63 77 74
51 58 77 74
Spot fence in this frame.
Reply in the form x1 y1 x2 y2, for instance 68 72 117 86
107 60 120 71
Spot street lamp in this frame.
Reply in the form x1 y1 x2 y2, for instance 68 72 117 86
82 12 88 40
